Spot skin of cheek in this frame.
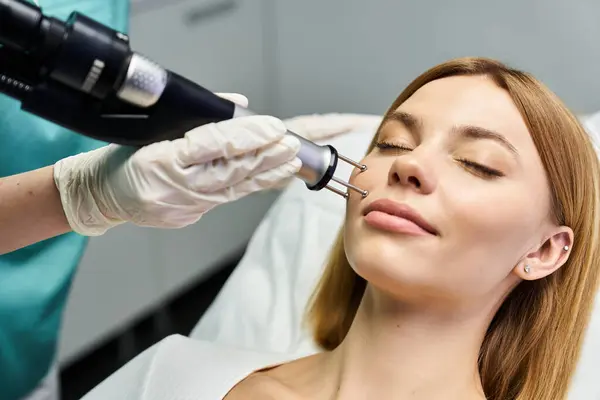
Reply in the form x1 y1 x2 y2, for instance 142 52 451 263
437 178 549 297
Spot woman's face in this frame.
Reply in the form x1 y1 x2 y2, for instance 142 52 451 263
344 75 566 304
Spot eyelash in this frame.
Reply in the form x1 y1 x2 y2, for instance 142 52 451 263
375 141 504 178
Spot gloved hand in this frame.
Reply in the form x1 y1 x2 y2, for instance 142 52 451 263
283 113 382 143
53 93 301 236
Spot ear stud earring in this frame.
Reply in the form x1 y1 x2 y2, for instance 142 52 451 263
524 264 531 274
563 245 569 251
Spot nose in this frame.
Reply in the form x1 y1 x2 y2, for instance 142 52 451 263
388 153 436 194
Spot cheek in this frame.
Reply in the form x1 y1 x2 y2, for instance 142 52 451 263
439 186 545 296
444 182 548 258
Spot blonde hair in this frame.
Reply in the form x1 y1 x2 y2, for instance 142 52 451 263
306 57 600 400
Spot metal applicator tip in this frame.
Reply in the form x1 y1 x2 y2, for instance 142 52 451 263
319 152 368 199
338 153 367 172
331 176 368 197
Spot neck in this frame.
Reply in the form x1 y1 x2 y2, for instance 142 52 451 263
325 285 490 400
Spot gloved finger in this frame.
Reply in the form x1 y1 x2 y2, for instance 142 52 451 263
175 115 290 166
228 158 302 199
194 158 302 207
269 174 296 190
214 92 249 108
284 113 382 143
187 134 301 192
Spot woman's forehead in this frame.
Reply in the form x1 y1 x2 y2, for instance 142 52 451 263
391 76 533 150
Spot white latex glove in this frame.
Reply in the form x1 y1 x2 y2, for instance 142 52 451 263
283 113 382 143
53 93 301 236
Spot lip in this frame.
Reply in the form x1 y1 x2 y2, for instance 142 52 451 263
362 198 438 236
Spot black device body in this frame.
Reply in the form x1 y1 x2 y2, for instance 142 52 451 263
0 0 235 146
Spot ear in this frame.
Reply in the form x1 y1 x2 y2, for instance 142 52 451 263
514 226 574 281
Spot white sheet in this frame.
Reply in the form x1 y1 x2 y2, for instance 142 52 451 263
81 335 293 400
191 113 600 398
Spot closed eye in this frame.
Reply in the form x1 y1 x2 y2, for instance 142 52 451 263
456 158 504 178
375 141 413 152
376 141 504 179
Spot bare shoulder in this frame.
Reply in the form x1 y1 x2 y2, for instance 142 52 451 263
225 371 302 400
227 353 327 400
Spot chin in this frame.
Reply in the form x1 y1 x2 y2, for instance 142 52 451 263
346 239 442 301
343 219 452 300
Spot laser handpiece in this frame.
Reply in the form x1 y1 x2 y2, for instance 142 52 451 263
233 107 368 198
0 0 368 198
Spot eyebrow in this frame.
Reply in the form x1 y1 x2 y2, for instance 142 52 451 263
385 110 518 155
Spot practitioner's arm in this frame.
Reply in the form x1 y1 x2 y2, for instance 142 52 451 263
0 166 71 255
0 111 301 255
